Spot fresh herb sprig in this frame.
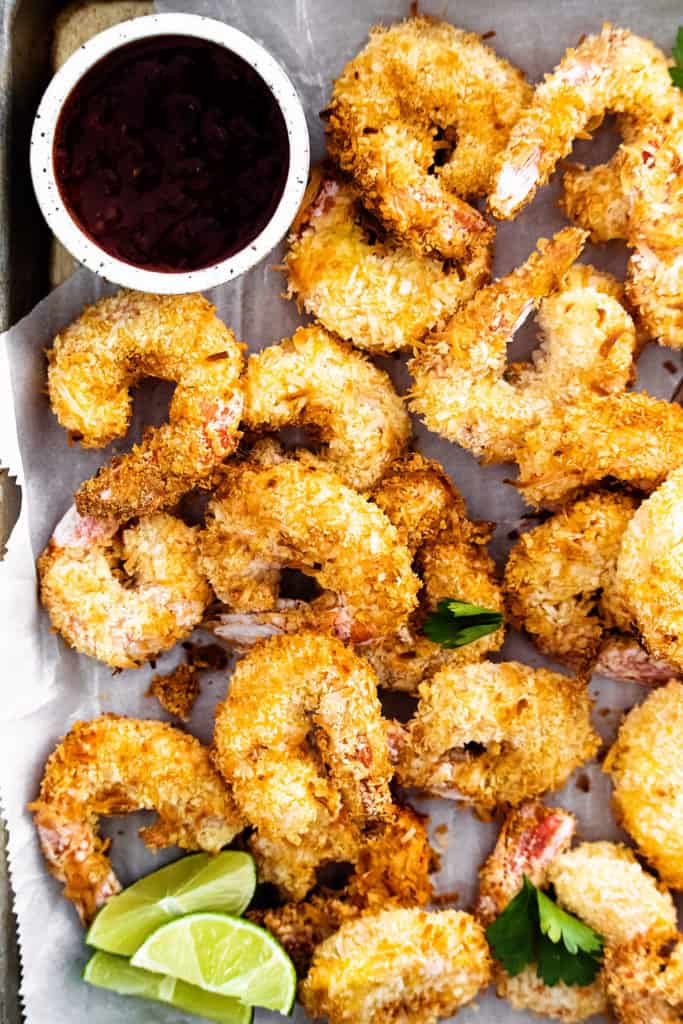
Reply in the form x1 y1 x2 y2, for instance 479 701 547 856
485 876 604 988
423 598 503 649
670 27 683 90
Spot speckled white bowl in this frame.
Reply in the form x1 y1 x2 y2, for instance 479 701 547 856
30 13 310 293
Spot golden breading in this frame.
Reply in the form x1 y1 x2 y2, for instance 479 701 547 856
613 467 683 669
409 230 643 464
38 506 210 669
29 715 244 925
605 933 683 1024
213 634 392 900
243 325 410 490
326 17 530 259
561 139 635 244
605 680 683 889
489 24 678 219
497 968 608 1023
364 454 504 692
146 664 200 722
300 907 491 1024
393 662 600 810
284 171 491 353
47 291 244 520
515 392 683 509
199 459 419 643
504 491 638 670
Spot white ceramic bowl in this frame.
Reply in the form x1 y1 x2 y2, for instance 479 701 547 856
30 13 310 293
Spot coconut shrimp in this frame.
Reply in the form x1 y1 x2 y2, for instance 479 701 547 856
476 801 679 1022
213 634 393 899
38 505 210 668
411 230 640 463
243 325 410 491
200 458 419 644
392 661 600 810
502 492 679 682
300 907 491 1024
29 715 244 924
605 933 683 1024
284 170 492 354
364 453 504 692
326 17 531 260
46 291 244 521
605 680 683 890
489 25 678 219
250 804 436 975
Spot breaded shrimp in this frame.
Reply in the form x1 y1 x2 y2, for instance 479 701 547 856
284 171 492 354
410 230 641 463
200 458 419 644
612 467 683 669
29 715 244 924
392 661 600 810
605 933 683 1024
365 453 504 691
326 17 531 259
300 907 491 1024
515 392 683 508
250 804 436 975
476 801 678 1022
605 680 683 889
213 634 392 899
489 25 678 219
46 291 244 520
503 491 657 677
243 325 410 490
38 505 210 668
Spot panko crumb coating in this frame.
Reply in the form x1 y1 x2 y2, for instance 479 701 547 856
605 933 683 1024
605 680 683 889
38 506 211 669
200 458 419 643
300 907 491 1024
326 17 530 260
29 715 244 924
146 663 200 722
46 290 244 520
393 661 600 810
284 170 491 353
243 325 410 491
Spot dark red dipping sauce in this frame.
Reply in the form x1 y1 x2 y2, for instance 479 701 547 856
54 35 290 272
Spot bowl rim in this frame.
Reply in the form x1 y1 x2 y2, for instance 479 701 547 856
29 12 310 294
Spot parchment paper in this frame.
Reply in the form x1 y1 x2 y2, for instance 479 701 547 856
1 2 682 1022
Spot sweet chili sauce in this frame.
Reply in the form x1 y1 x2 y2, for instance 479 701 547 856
53 35 290 272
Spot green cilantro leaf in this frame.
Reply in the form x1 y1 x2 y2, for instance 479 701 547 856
485 876 604 988
423 598 503 649
670 27 683 90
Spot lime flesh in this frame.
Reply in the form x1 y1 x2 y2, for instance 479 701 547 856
131 912 297 1013
86 852 256 956
83 950 253 1023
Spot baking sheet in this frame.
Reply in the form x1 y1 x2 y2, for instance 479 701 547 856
1 1 682 1022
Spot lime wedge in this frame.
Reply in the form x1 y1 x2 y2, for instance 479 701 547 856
131 912 297 1013
86 852 256 956
83 951 252 1023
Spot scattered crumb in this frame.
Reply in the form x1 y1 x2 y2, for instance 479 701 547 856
481 29 496 39
434 823 448 835
433 822 450 852
599 707 612 717
181 641 228 671
432 889 460 906
507 528 520 540
146 664 200 721
575 773 591 793
663 360 677 374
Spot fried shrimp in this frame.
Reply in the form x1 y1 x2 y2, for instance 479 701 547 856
605 934 683 1024
392 661 599 810
410 229 641 463
300 907 491 1024
213 634 393 899
200 458 419 644
284 171 492 354
489 25 678 219
37 505 210 668
243 325 410 490
29 715 244 924
502 491 676 681
46 291 244 520
364 453 504 691
605 680 683 890
515 392 683 509
326 17 531 260
476 801 678 1022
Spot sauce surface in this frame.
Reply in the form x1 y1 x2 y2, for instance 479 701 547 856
54 35 290 272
